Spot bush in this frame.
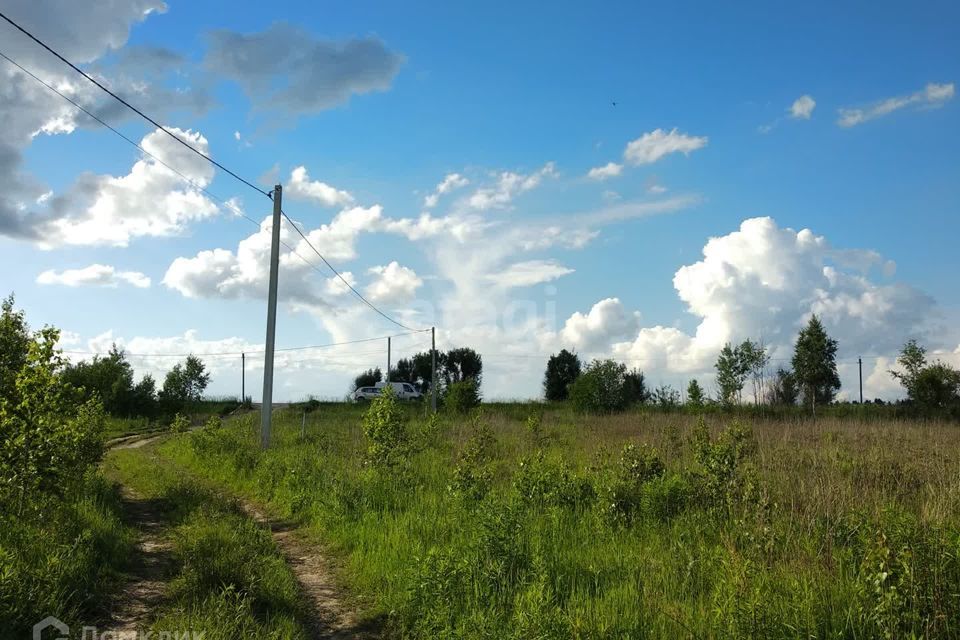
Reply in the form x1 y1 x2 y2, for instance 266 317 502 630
361 386 408 467
445 379 481 414
569 359 628 414
170 412 191 434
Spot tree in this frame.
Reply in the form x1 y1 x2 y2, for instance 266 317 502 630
569 359 628 414
0 294 31 404
792 315 840 416
353 367 383 390
652 384 680 409
623 368 649 405
715 343 749 406
767 368 799 406
0 325 104 514
687 379 705 407
891 340 960 409
739 339 770 406
159 355 210 411
543 349 582 401
443 347 482 386
393 351 443 394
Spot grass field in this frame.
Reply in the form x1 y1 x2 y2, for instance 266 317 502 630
133 402 960 638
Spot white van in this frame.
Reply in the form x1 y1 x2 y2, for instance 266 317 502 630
374 381 422 400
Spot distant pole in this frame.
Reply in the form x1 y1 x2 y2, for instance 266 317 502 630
241 352 245 402
301 410 306 440
431 326 437 412
387 336 391 382
858 357 863 404
260 184 282 449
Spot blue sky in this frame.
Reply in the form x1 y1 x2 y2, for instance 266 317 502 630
1 0 958 400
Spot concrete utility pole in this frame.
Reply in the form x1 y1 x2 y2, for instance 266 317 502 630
260 184 282 449
241 352 245 402
858 357 863 404
431 326 437 412
387 336 391 382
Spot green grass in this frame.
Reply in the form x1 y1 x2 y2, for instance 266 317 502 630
142 402 960 638
0 472 134 635
104 445 310 639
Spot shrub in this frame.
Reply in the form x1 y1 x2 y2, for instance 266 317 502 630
569 359 628 414
450 422 495 501
361 386 408 467
691 419 758 511
170 412 191 434
445 379 481 414
543 349 581 401
512 453 595 509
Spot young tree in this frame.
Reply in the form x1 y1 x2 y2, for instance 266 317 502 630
543 349 582 401
792 315 840 416
0 294 31 403
890 339 960 409
739 339 770 406
159 355 211 411
568 359 628 414
767 368 799 406
687 379 705 407
715 343 748 406
0 326 104 514
353 367 383 390
443 347 482 386
623 368 649 405
652 384 680 409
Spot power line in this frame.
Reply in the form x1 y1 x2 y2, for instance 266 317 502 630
280 211 425 332
60 329 430 359
0 9 270 199
0 47 427 331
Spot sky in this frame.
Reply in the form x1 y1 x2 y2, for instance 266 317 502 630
1 0 958 401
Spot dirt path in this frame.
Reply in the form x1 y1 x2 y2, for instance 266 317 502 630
105 433 379 638
241 502 383 639
98 489 173 636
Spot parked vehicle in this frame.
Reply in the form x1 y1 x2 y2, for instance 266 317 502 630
352 386 382 402
375 381 422 400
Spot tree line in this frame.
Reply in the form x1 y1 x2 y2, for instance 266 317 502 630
542 315 960 415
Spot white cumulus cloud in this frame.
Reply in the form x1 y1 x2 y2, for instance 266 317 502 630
466 162 557 210
37 264 151 288
365 261 423 305
790 95 816 119
587 162 623 181
424 173 469 208
286 166 354 207
623 128 708 165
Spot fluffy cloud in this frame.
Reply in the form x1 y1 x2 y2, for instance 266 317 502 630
466 162 557 210
556 298 641 353
607 217 934 393
204 23 403 116
424 173 469 208
624 128 708 165
365 261 423 305
37 264 150 288
587 162 623 181
163 213 330 308
488 260 574 289
286 166 354 207
838 82 955 127
0 0 168 241
41 128 220 247
790 95 816 119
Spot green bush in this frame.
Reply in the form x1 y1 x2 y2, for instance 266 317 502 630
445 379 481 414
170 412 191 434
568 359 628 414
361 386 408 467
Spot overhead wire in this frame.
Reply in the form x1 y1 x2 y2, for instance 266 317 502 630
0 33 427 332
0 9 271 199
